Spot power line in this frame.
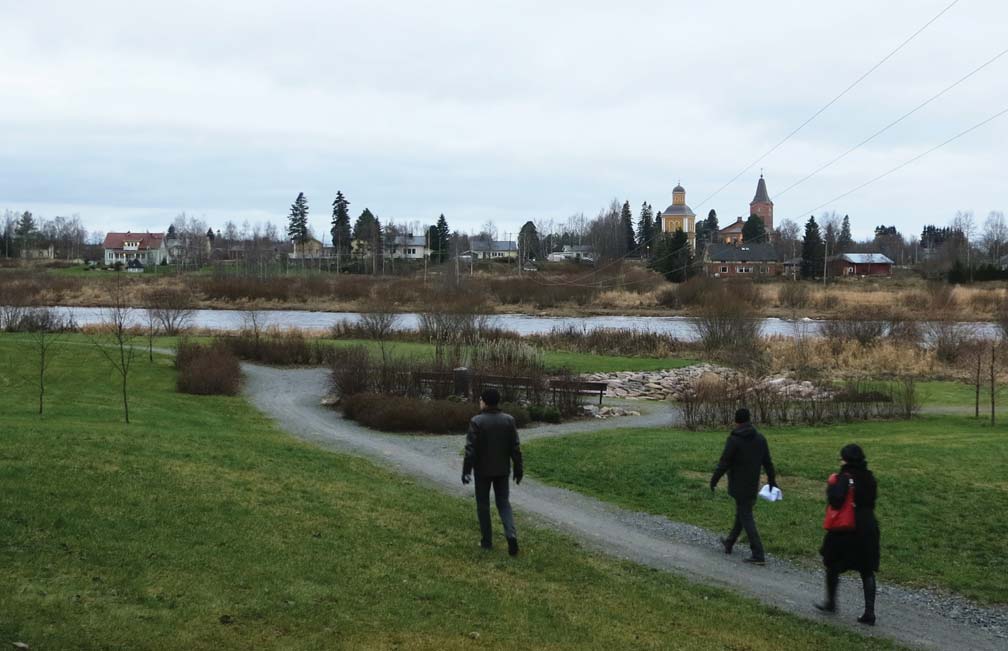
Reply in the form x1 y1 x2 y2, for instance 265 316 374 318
692 0 962 210
791 104 1008 220
776 44 1008 199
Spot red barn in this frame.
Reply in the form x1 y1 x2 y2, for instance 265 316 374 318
827 253 894 278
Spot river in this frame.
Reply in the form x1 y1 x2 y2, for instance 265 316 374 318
42 306 1004 341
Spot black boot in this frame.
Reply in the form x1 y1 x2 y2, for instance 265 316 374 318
858 573 876 625
507 537 519 557
815 569 838 613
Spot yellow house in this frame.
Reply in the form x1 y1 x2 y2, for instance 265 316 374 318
659 183 696 249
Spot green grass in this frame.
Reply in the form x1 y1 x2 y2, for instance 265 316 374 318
525 418 1008 604
0 336 899 649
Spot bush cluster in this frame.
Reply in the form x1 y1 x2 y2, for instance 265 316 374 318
224 332 335 366
531 325 681 358
342 393 480 433
175 340 241 395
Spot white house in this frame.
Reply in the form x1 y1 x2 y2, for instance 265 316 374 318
385 234 429 260
467 240 518 260
103 232 169 267
546 245 594 263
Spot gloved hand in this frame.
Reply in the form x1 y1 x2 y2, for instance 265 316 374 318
461 473 471 485
514 472 523 485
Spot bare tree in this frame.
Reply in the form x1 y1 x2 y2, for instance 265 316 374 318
146 287 195 336
22 307 75 415
240 309 270 354
94 273 137 423
359 310 400 364
982 210 1007 263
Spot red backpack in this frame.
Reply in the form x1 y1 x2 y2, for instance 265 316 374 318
823 472 856 532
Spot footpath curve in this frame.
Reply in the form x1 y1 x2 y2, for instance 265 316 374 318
243 363 1007 651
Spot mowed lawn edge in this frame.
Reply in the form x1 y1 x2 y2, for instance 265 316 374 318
524 418 1008 604
0 336 900 650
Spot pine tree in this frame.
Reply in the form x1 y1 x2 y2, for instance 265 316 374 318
518 220 540 262
695 209 719 258
330 191 352 254
620 201 636 256
801 216 824 279
435 214 450 262
650 231 691 282
636 202 654 258
287 192 310 245
742 215 767 243
837 214 854 253
653 204 662 241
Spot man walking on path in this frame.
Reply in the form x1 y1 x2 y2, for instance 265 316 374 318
462 388 523 556
710 408 777 565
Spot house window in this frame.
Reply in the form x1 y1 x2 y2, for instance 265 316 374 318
761 266 768 274
720 266 728 274
736 266 752 273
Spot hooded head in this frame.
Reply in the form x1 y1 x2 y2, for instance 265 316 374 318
840 443 867 469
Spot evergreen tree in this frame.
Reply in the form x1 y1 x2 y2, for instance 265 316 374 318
16 211 36 246
435 213 450 262
330 191 352 254
636 202 654 258
742 214 768 243
649 231 692 282
620 201 636 256
801 216 824 279
837 214 853 252
287 192 310 245
518 220 540 262
206 227 216 243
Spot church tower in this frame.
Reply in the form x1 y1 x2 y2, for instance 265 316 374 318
749 175 773 231
660 182 696 249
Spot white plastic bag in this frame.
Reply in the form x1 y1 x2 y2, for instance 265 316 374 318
758 484 782 502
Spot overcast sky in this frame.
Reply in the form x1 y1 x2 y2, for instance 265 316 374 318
2 0 1006 240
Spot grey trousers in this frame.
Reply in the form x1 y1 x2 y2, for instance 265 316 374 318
727 497 764 560
475 474 516 542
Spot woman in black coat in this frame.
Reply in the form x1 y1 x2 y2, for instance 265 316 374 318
815 443 880 625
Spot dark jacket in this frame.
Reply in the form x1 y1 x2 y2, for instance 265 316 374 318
710 423 776 500
821 461 880 573
463 408 523 479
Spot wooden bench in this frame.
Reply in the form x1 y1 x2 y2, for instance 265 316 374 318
549 379 608 406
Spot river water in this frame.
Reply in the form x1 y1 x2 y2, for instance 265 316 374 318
44 306 1003 341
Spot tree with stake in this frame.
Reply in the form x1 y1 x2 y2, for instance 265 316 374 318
23 307 74 416
94 273 137 424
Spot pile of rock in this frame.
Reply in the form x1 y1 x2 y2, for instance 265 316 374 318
580 404 642 419
581 364 831 401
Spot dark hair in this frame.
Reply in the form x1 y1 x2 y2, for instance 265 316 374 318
480 387 501 407
840 443 866 465
734 408 751 424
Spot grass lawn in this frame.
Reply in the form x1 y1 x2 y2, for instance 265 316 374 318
0 336 898 650
524 417 1008 605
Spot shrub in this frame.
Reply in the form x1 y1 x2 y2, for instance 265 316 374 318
329 345 372 398
531 326 681 358
926 321 977 363
819 315 888 346
341 393 480 433
528 404 562 423
997 297 1008 342
500 402 530 428
926 281 957 313
777 283 811 309
175 340 241 395
691 294 762 354
224 332 334 366
816 292 841 310
655 286 680 308
676 276 717 307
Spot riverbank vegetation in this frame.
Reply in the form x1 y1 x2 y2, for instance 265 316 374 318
0 336 899 650
4 263 1007 322
525 416 1008 604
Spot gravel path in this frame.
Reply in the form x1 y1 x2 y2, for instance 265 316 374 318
242 364 1008 650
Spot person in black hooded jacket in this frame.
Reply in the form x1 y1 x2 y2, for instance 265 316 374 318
816 443 880 626
709 408 777 565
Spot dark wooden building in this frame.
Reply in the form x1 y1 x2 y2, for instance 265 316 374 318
703 243 781 277
827 253 894 278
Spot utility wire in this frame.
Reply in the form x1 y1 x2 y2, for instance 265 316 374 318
776 44 1008 199
692 0 962 210
791 104 1008 220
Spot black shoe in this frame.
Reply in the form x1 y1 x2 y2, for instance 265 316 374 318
480 539 493 550
719 537 734 555
815 601 837 614
743 556 766 566
857 613 876 626
507 537 519 556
